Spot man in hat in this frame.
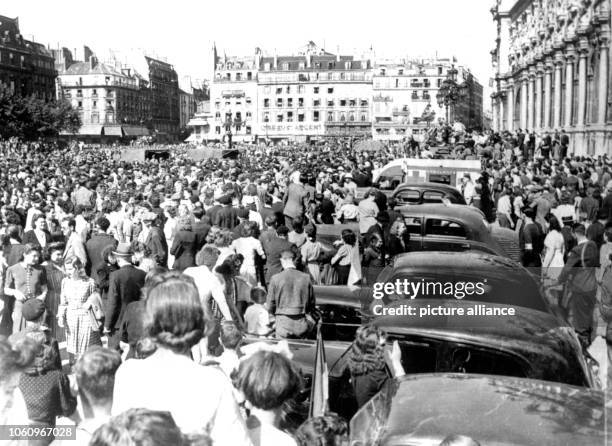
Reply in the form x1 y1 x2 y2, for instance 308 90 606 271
103 243 146 350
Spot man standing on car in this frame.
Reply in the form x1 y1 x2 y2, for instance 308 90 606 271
267 250 315 339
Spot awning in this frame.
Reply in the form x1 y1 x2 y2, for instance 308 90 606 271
103 126 123 136
123 126 150 136
67 125 103 135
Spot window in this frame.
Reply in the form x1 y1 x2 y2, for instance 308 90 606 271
313 87 319 94
77 89 83 97
422 191 446 204
277 114 283 122
328 87 334 94
361 113 367 122
92 89 97 96
215 126 221 134
438 66 443 75
398 69 404 75
247 72 252 80
286 86 291 94
349 112 355 121
93 101 97 107
327 100 334 107
298 98 304 107
298 85 305 93
282 63 289 70
235 73 242 81
215 112 221 118
287 111 294 122
215 101 220 109
313 111 320 122
276 87 282 94
340 72 345 80
226 73 231 80
298 113 305 122
264 98 270 108
263 112 270 122
437 78 442 87
395 79 399 88
276 98 283 107
77 101 83 108
288 98 293 107
246 111 252 118
425 219 467 238
349 99 356 107
340 100 347 107
360 100 368 107
327 72 333 80
313 99 321 107
403 216 422 233
246 97 252 105
340 113 346 121
327 111 334 121
380 68 386 76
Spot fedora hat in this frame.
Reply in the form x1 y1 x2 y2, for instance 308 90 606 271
112 243 134 258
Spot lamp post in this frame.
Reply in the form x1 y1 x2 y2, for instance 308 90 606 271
436 65 468 126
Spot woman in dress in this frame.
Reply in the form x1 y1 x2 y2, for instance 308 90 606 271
331 229 360 286
230 223 265 286
301 226 323 285
42 242 65 341
169 215 197 272
57 257 102 367
542 214 565 306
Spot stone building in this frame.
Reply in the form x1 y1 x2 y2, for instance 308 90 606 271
491 0 611 154
372 58 484 141
0 15 56 101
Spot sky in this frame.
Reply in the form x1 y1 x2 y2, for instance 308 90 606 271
3 0 496 101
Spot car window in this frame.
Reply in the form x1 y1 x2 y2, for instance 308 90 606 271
403 216 422 235
318 304 361 342
425 219 467 238
396 189 420 204
445 345 527 378
422 191 445 203
428 173 452 185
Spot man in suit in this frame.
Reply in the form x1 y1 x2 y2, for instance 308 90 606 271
267 250 315 339
366 211 389 262
192 207 211 251
61 217 88 266
140 211 168 266
213 195 238 230
263 225 300 285
557 224 599 348
103 243 146 350
86 216 117 284
283 174 309 231
22 214 52 249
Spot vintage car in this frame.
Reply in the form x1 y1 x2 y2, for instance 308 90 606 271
316 203 507 258
245 298 596 421
391 181 466 206
349 374 606 446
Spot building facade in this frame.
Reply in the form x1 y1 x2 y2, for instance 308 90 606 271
55 47 149 140
371 59 484 140
0 15 56 101
491 0 612 154
194 43 484 144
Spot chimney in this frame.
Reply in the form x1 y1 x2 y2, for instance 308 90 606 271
89 55 97 69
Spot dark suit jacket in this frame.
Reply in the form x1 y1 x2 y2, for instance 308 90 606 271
214 205 238 229
105 264 146 330
267 268 314 316
145 227 168 266
264 236 300 281
192 221 211 251
366 224 387 261
170 230 197 271
206 205 223 225
23 230 52 248
85 232 118 282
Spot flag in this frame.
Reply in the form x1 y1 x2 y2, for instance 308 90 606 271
309 323 329 417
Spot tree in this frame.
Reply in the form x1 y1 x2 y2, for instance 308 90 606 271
0 85 81 140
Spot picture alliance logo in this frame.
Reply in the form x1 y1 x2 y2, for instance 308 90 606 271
372 278 488 300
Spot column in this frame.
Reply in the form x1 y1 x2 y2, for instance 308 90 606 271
576 38 589 126
553 51 564 129
543 60 553 129
520 74 528 130
507 80 514 132
527 68 536 130
564 45 576 128
499 93 505 131
535 63 544 130
598 31 609 124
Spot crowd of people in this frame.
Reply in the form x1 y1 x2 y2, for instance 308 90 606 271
0 128 610 445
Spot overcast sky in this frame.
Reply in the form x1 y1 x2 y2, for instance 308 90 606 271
3 0 495 103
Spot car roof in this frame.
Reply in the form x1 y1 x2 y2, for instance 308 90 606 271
393 182 460 193
391 251 519 271
372 299 564 344
395 203 486 224
372 374 604 446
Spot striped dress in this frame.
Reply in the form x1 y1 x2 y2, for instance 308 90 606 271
59 277 101 358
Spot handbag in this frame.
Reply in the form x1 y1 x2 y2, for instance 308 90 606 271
87 292 104 330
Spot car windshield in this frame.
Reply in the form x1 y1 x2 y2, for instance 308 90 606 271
387 272 548 312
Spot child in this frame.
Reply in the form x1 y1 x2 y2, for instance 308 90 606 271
217 321 243 378
244 287 273 337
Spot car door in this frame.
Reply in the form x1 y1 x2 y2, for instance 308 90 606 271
402 213 423 251
422 217 470 252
